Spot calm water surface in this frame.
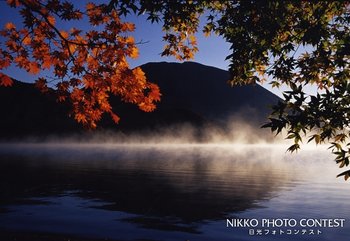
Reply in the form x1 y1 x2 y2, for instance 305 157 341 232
0 143 349 241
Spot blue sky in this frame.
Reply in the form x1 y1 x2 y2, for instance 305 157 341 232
125 14 232 70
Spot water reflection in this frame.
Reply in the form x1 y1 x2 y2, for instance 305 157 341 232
0 144 291 216
0 143 347 240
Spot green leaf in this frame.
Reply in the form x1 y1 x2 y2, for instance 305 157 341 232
336 170 350 181
287 144 300 153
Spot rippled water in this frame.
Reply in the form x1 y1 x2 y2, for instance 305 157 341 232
0 143 349 240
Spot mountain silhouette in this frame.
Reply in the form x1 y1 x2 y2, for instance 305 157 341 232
0 62 280 139
141 61 279 123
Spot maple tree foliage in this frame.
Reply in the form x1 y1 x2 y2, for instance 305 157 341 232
2 1 350 179
0 0 161 128
120 0 350 180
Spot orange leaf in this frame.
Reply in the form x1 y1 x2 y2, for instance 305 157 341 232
0 73 13 87
75 112 87 124
189 35 197 45
70 28 81 36
129 47 139 58
29 62 40 74
6 0 21 7
148 83 161 102
0 56 11 69
111 113 120 124
132 67 145 79
5 22 16 30
60 30 69 39
42 57 51 69
125 36 135 44
70 88 84 101
22 35 31 45
68 43 76 53
138 102 156 112
35 77 48 92
47 15 56 26
86 3 95 11
83 77 94 89
57 95 67 102
122 23 135 32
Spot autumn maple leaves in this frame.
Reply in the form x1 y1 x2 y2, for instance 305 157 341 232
0 0 161 128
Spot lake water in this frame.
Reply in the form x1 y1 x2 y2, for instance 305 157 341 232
0 143 349 241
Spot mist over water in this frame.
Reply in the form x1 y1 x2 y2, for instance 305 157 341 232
1 119 286 144
0 122 349 241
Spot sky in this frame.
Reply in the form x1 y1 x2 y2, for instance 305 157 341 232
0 1 283 96
124 14 232 70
